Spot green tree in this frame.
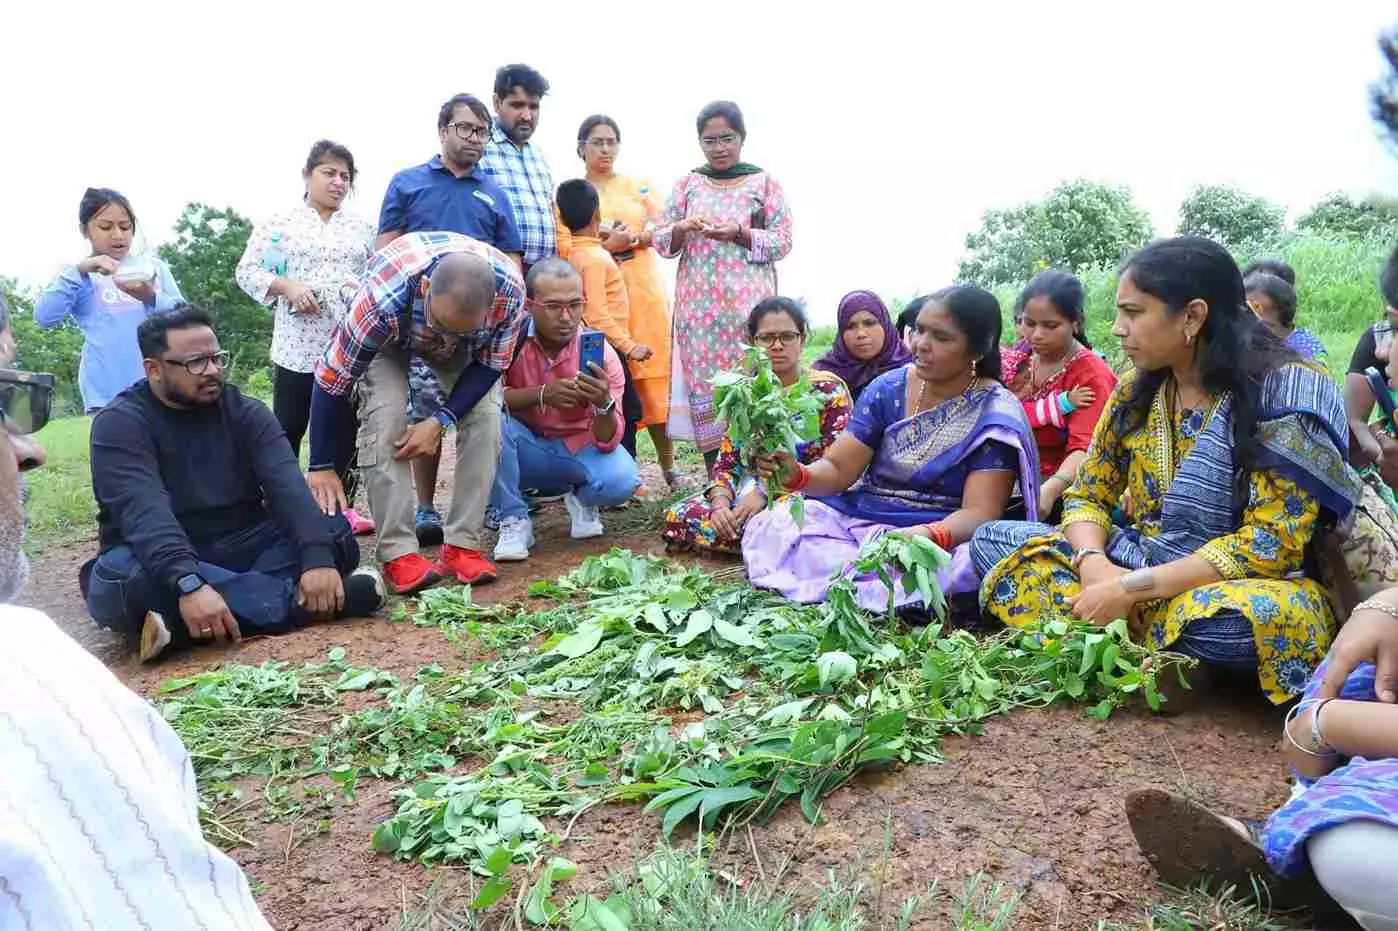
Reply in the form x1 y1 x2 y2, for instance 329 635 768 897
1176 184 1285 246
1374 25 1398 152
1296 192 1398 240
1 277 84 416
158 204 271 382
958 180 1154 285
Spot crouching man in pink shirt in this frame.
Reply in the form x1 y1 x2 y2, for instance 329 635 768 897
490 258 640 560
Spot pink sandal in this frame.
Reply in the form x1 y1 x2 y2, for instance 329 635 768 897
343 507 376 536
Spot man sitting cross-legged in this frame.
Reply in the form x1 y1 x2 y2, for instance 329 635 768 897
492 259 640 561
83 305 383 663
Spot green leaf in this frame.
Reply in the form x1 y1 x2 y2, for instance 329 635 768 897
816 651 857 689
484 846 513 876
370 821 401 853
658 790 706 839
675 610 714 647
570 897 632 931
698 785 765 829
642 602 669 632
576 763 611 787
472 874 513 910
712 617 759 648
524 858 578 925
759 698 814 725
553 622 605 659
336 669 379 691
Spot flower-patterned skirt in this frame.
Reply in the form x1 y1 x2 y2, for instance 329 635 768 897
661 492 742 556
973 522 1337 704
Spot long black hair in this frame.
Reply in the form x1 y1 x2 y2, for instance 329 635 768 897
1016 270 1092 350
928 285 1004 383
1115 236 1297 498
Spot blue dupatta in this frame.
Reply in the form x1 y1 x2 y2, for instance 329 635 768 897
820 368 1041 527
1107 364 1360 570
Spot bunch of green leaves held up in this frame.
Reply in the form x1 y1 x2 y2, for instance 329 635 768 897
712 345 825 522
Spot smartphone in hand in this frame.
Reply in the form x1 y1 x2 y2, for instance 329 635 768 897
579 330 606 377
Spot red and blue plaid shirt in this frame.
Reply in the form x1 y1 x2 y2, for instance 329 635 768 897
315 232 525 397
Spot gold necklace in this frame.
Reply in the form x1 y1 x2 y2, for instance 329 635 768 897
912 371 978 416
910 372 930 417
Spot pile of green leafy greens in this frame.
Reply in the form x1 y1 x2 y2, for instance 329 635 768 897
712 345 826 521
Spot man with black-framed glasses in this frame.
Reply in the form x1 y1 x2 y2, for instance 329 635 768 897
0 294 279 931
83 304 384 663
378 91 525 549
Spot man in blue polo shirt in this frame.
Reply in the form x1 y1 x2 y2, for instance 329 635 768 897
377 93 522 256
378 92 523 544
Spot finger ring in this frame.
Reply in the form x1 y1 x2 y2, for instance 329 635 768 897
200 627 212 635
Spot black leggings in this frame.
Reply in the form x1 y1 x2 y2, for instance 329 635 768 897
620 358 643 459
273 365 358 501
273 365 314 456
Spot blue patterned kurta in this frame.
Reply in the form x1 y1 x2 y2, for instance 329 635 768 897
1262 659 1398 877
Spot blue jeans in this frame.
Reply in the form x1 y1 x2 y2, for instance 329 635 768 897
491 416 639 521
85 515 359 645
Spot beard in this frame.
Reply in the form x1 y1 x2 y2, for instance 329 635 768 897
168 379 223 407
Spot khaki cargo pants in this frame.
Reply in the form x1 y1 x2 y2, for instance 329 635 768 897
356 345 501 562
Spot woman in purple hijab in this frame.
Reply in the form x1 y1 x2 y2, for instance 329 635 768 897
813 290 913 401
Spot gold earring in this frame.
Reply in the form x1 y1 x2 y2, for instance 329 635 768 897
1185 331 1193 347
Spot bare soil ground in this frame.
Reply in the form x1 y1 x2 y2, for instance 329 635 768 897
21 455 1301 929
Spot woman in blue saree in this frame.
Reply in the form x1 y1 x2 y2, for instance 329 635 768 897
971 237 1361 705
744 285 1040 611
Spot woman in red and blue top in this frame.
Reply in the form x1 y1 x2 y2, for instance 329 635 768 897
1001 271 1117 521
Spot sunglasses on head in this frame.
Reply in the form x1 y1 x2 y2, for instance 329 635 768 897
0 370 55 435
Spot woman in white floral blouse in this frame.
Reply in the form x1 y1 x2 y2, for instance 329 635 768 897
235 139 376 533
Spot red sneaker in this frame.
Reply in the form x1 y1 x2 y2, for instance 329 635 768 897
382 553 441 594
438 544 498 585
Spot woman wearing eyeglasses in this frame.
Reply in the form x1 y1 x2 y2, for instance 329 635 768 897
654 100 794 472
559 115 678 486
662 297 849 555
235 140 375 534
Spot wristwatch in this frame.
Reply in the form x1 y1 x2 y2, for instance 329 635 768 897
176 573 205 596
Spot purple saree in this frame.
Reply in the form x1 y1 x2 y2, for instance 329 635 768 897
742 366 1040 610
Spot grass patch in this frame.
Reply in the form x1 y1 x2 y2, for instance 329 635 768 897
26 414 95 547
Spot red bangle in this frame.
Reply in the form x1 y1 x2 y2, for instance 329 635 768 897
924 522 952 550
783 462 810 492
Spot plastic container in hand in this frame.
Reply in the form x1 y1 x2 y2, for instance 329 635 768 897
113 251 157 286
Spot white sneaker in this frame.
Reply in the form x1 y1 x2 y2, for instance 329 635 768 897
139 610 172 663
564 492 604 539
494 515 534 561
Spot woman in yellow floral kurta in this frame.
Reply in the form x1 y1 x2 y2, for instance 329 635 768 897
971 238 1360 704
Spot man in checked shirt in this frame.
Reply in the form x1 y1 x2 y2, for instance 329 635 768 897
306 232 525 594
479 63 556 271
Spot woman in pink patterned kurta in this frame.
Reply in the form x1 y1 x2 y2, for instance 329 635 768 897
654 101 793 463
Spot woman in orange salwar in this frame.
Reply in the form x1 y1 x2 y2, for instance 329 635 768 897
558 115 679 487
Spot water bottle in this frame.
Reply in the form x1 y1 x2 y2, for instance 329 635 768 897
261 233 287 276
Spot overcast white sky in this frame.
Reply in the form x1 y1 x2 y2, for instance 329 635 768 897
3 1 1396 324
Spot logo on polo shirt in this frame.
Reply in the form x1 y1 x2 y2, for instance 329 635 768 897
472 190 497 209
